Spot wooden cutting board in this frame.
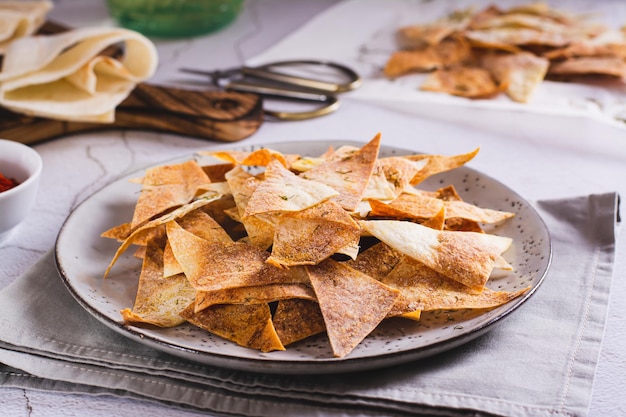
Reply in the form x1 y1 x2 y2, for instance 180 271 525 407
0 21 264 145
0 84 264 144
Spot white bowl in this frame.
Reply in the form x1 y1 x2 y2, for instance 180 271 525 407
0 139 42 243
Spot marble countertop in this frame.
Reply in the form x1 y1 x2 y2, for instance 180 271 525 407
1 1 625 416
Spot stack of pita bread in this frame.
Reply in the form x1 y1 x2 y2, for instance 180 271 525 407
0 0 158 123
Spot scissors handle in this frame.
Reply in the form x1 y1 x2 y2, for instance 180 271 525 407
242 60 362 93
180 60 361 120
226 79 340 120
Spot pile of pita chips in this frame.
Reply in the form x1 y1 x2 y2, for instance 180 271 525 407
385 2 626 103
0 1 157 122
102 134 528 358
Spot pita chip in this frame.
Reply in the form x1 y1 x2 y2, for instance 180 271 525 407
130 160 213 230
180 302 285 352
547 56 626 79
120 237 196 327
195 283 316 312
267 200 362 268
383 255 528 313
166 221 308 292
421 66 504 99
371 191 514 225
404 148 479 185
396 8 473 49
344 241 403 281
104 195 222 277
273 299 326 346
300 133 381 212
482 52 549 102
225 166 275 249
360 220 512 292
306 259 400 358
244 159 339 217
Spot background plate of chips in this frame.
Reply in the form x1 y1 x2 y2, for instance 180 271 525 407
55 140 551 374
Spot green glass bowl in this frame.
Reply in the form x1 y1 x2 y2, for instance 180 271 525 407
106 0 244 38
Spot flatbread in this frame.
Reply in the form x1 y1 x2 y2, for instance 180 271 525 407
0 1 51 53
0 26 157 122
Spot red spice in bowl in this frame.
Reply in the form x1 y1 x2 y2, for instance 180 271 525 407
0 171 19 193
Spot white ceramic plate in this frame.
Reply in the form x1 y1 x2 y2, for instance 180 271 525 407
55 140 551 374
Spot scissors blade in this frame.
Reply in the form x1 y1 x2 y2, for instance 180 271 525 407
226 79 333 102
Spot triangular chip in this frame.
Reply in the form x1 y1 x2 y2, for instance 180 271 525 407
384 35 473 78
104 194 222 277
547 56 626 78
162 208 233 277
344 241 403 281
120 237 196 327
180 302 285 352
360 220 512 292
273 299 326 346
306 259 400 358
382 255 529 312
203 148 299 169
421 206 446 230
266 200 362 268
225 166 275 249
195 283 316 312
421 66 505 99
396 8 473 49
370 191 514 224
243 159 339 217
130 160 212 230
101 222 131 241
481 51 549 102
361 161 397 201
334 235 361 260
404 148 479 185
464 27 574 50
469 12 569 33
300 133 381 211
375 157 429 198
166 221 308 292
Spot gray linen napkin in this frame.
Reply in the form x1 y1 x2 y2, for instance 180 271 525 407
0 192 620 417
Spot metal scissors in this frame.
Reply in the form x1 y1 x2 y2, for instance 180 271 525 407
180 60 361 120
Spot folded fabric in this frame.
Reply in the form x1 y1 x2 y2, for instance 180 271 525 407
0 26 158 122
0 192 620 417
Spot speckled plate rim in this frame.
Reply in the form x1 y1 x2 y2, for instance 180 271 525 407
55 139 552 374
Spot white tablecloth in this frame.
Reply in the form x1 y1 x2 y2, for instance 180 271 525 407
1 1 624 416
